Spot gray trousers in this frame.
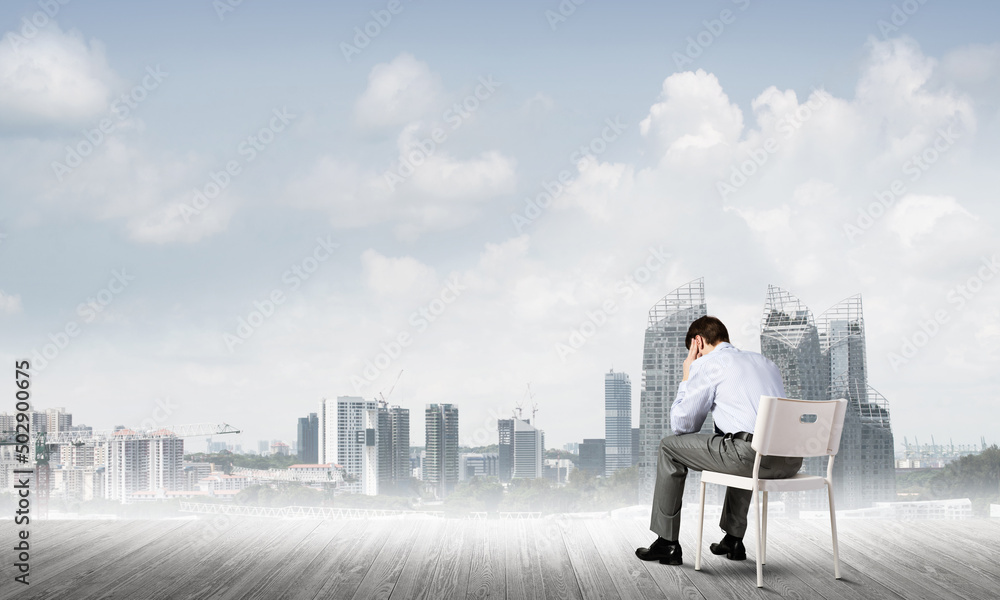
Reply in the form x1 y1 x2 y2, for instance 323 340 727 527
649 433 803 541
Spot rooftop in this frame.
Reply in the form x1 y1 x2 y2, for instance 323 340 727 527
8 516 997 599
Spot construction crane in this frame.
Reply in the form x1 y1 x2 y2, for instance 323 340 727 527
377 370 404 408
0 423 240 519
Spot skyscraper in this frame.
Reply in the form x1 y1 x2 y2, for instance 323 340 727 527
377 403 410 494
605 369 632 476
498 418 513 482
297 412 319 464
425 404 459 498
579 438 606 476
511 418 544 479
760 285 896 510
104 430 183 500
638 278 714 499
319 396 379 495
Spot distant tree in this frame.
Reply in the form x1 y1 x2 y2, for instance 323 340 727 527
928 445 1000 502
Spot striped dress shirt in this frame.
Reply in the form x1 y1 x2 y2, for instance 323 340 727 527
670 342 785 435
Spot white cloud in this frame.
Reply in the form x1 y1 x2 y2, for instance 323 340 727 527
0 25 119 131
361 250 437 297
639 69 743 167
354 53 443 128
0 290 22 314
886 195 975 247
285 117 516 238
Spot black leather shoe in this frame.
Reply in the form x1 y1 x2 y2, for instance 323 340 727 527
635 537 682 565
710 535 746 560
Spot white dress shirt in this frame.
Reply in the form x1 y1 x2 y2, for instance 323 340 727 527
670 342 785 435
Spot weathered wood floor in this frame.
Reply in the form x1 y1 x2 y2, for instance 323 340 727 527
2 516 998 599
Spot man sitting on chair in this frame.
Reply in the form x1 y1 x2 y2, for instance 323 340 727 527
636 316 803 566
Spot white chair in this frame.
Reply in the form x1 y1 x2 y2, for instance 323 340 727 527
694 396 848 588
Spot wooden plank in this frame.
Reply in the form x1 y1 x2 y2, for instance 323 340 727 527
583 519 668 600
505 519 545 600
796 519 969 600
533 518 584 600
249 519 351 599
832 520 1000 599
620 518 732 600
389 517 450 600
555 517 622 600
349 519 422 600
73 519 258 600
415 519 475 600
213 520 324 600
756 519 906 600
282 518 386 600
16 520 181 598
155 517 301 599
466 519 505 600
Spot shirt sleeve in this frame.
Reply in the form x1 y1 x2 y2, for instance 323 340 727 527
670 358 717 434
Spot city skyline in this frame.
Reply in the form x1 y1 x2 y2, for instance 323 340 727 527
1 1 997 453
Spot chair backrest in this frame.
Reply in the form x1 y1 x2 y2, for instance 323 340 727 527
751 396 848 458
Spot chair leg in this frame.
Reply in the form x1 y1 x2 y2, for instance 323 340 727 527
827 482 841 579
754 488 763 588
762 490 768 565
695 480 706 571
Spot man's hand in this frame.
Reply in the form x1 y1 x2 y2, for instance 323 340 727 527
682 336 703 382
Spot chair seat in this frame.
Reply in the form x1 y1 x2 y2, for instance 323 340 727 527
701 470 829 492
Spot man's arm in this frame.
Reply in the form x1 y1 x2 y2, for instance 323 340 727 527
670 337 715 434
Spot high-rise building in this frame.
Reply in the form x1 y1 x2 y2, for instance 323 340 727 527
511 418 544 479
605 369 632 476
579 438 606 476
104 430 183 500
377 403 410 493
760 285 896 510
45 408 72 434
319 396 378 494
297 412 319 463
631 428 640 466
638 278 715 499
425 404 459 498
498 418 514 482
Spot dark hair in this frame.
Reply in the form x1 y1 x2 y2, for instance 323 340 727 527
685 316 730 349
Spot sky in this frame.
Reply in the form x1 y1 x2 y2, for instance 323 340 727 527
1 0 998 451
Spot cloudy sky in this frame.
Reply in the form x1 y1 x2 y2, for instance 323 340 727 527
1 0 998 451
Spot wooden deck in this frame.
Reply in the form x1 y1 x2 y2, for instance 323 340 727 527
3 516 998 599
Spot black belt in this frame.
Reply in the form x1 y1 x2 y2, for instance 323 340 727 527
715 424 753 443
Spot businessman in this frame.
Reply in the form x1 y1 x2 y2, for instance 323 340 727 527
635 316 802 566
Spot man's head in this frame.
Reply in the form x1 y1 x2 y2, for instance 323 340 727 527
685 316 730 351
